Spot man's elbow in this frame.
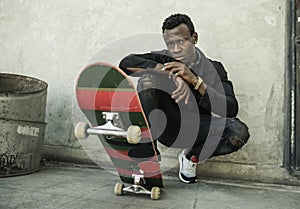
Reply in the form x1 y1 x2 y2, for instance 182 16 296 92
119 54 136 75
227 100 239 118
119 54 134 69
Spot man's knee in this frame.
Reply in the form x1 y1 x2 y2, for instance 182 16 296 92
137 73 156 91
212 118 250 157
227 118 250 149
137 73 159 107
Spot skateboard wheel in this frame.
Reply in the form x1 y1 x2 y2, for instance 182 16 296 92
74 122 90 139
114 182 124 196
127 126 141 144
150 187 160 200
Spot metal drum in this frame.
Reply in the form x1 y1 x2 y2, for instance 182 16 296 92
0 73 47 177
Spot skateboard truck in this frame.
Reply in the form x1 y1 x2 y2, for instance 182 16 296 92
114 165 161 200
102 112 124 129
122 174 149 194
74 112 141 144
114 173 161 200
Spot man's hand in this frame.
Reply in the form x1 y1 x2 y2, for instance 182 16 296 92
163 62 206 96
171 75 190 104
154 63 164 71
162 62 197 85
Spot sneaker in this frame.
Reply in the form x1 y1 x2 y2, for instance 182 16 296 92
178 150 198 183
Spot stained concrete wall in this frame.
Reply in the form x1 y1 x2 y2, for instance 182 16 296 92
0 0 297 184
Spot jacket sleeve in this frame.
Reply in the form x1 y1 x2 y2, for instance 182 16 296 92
119 52 176 75
198 62 239 117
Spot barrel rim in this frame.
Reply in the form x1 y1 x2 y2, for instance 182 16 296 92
0 73 48 94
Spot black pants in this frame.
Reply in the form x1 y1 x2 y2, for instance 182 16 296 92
137 73 250 162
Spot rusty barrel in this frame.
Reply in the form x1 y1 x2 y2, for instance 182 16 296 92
0 73 47 177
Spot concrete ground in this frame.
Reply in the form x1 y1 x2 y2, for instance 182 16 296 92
0 163 299 209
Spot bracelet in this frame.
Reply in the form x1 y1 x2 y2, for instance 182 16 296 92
194 76 203 90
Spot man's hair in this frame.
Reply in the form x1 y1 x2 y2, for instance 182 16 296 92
162 13 195 36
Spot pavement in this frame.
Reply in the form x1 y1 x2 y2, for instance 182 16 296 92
0 163 300 209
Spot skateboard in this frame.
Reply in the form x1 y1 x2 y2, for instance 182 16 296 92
74 62 163 200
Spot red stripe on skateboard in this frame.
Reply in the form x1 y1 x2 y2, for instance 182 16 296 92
105 147 158 163
138 161 161 174
144 173 162 179
116 167 133 177
117 167 162 178
105 147 133 162
104 148 162 178
76 89 142 112
141 127 150 138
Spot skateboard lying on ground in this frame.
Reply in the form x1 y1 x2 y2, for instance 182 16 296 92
74 62 163 200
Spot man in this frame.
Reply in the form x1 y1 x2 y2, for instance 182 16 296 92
119 14 250 183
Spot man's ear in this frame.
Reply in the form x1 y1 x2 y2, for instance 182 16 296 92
193 32 198 44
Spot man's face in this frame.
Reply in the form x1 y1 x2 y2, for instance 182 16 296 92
163 23 198 64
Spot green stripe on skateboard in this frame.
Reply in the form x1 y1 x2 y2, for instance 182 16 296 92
77 64 131 89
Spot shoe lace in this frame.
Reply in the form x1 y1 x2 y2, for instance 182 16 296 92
183 158 197 174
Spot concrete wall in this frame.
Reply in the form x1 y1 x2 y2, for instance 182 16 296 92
1 0 297 184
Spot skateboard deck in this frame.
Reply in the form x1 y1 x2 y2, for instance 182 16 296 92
75 62 163 200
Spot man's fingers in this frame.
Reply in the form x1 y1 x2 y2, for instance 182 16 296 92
170 74 190 104
175 89 189 103
172 79 185 95
172 86 184 98
162 63 173 71
168 68 180 79
185 90 190 104
163 62 180 71
168 71 173 79
172 84 190 104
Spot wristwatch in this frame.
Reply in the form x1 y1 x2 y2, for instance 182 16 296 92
194 76 203 90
